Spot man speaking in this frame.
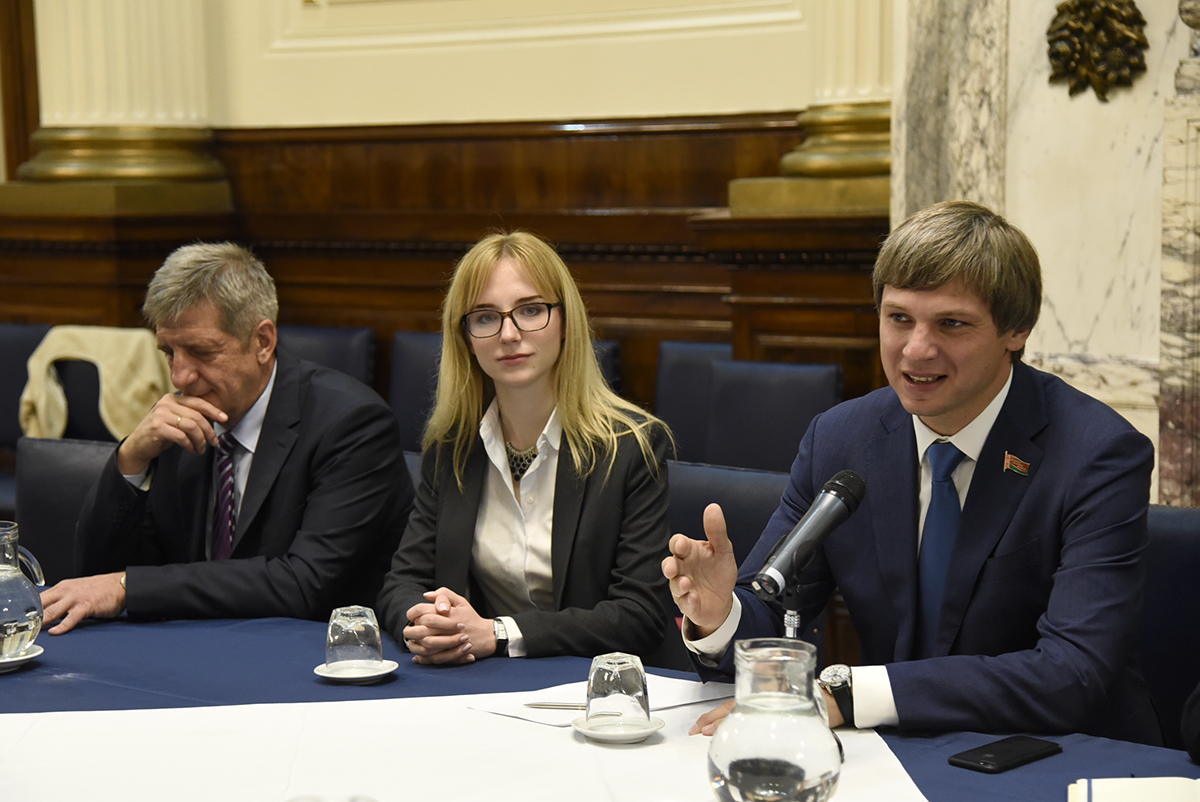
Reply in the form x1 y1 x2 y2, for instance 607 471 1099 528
663 201 1160 745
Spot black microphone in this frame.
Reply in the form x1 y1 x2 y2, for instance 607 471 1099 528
751 470 866 600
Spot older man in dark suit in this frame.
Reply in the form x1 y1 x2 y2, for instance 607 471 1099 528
664 201 1161 745
41 243 413 632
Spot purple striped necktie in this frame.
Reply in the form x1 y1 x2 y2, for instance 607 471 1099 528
212 432 237 561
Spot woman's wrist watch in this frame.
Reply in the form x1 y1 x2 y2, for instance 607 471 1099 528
493 618 509 657
817 664 854 728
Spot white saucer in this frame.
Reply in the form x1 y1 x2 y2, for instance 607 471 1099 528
0 644 43 674
313 659 398 685
572 715 665 744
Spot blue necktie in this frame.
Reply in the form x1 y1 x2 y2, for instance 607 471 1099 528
918 441 966 657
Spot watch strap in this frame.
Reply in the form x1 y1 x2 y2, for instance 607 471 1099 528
829 681 854 728
493 618 509 657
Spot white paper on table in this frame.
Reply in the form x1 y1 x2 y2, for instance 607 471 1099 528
470 673 735 726
5 692 928 802
1067 776 1200 801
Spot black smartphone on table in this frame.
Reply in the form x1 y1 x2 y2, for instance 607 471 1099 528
948 735 1063 773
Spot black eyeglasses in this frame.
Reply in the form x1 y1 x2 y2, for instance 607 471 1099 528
461 302 562 339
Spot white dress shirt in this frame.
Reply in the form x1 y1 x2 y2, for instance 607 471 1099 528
685 366 1015 729
472 400 562 658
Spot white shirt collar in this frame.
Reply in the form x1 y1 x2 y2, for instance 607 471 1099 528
912 362 1014 462
479 399 563 455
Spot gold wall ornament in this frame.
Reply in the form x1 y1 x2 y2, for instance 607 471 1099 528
1047 0 1149 102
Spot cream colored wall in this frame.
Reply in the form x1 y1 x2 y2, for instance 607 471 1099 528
204 0 818 127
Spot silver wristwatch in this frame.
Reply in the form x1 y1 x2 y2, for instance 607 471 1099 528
817 664 854 728
493 618 509 657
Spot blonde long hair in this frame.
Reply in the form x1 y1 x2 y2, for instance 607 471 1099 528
423 231 668 487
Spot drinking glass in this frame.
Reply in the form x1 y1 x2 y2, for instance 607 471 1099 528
326 606 383 667
586 651 650 725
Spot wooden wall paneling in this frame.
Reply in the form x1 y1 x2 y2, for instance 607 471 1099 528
213 115 803 217
0 0 38 181
691 211 889 400
0 211 236 327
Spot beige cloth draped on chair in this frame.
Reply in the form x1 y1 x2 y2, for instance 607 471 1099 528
19 325 173 440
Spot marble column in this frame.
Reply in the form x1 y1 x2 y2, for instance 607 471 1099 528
1160 1 1200 505
891 0 1007 222
1 0 228 214
728 0 892 215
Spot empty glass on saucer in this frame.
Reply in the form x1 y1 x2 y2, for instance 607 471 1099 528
572 651 665 743
314 605 397 685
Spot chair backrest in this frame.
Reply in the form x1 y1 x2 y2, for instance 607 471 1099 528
55 360 117 442
0 323 52 450
277 325 375 386
1139 503 1200 750
667 459 789 565
390 331 443 453
593 338 622 396
664 459 824 664
705 360 842 472
0 324 52 518
14 436 118 586
655 341 733 463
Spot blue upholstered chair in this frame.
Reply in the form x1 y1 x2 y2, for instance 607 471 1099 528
390 331 442 453
593 338 622 396
660 459 826 669
655 341 733 464
15 436 117 586
1139 503 1200 750
277 324 375 386
704 360 842 473
0 323 52 519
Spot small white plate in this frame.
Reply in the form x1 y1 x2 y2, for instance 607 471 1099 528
572 715 665 744
0 644 43 674
313 659 398 685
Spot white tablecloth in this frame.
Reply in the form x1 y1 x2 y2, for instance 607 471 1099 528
8 676 928 802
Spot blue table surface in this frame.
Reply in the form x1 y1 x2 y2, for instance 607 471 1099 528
5 617 1199 802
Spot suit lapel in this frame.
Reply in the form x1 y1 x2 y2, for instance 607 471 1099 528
234 355 299 551
936 362 1048 654
175 448 214 561
550 440 586 608
435 444 487 591
868 398 923 662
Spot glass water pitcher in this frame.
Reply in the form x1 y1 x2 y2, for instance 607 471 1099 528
708 638 842 802
0 521 45 659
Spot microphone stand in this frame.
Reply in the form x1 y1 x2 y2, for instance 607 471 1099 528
780 577 804 640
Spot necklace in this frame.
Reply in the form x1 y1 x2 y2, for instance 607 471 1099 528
505 441 538 480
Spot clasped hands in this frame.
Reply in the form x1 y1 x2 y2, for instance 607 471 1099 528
403 587 496 665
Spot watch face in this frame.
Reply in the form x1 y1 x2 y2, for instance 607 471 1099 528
820 664 851 686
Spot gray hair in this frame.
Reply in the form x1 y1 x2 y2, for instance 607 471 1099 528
143 242 278 342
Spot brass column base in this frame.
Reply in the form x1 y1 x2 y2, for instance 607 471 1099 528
16 127 227 182
0 180 232 216
728 175 889 217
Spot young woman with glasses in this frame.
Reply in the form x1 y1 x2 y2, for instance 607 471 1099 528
376 231 672 664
